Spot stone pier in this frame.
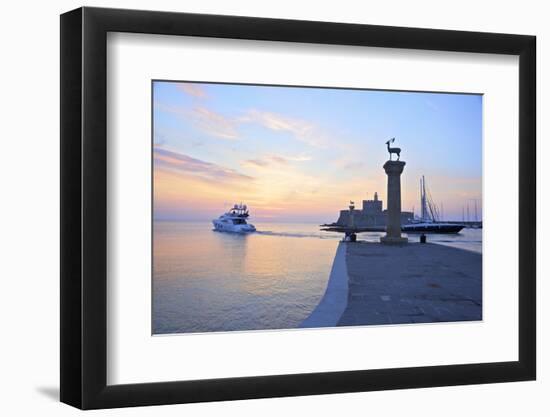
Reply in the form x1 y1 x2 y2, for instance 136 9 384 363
381 160 408 244
338 242 482 325
300 241 483 328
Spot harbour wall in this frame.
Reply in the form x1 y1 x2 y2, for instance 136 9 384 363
336 209 413 228
300 242 349 328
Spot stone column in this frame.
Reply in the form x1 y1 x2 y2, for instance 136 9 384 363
380 160 408 244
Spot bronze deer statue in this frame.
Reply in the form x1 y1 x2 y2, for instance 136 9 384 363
385 138 401 161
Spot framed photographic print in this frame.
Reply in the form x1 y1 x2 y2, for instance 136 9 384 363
60 6 536 409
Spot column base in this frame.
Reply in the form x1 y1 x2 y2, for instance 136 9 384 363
380 236 408 245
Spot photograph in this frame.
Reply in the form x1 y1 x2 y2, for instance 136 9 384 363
152 80 483 335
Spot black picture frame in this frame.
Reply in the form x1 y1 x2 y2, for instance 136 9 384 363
60 6 536 410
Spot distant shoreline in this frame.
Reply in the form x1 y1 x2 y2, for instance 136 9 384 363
153 218 331 225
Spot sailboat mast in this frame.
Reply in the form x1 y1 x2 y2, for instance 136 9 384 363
420 175 428 222
420 176 423 221
422 176 424 220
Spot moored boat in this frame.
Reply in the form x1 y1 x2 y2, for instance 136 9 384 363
407 176 464 234
402 222 464 234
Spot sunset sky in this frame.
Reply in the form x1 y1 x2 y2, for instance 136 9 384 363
153 81 482 223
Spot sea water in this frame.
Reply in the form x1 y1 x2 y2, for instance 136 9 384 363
153 221 482 334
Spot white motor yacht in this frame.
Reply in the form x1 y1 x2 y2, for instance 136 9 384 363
212 203 256 233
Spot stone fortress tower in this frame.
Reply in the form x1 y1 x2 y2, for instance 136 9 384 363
363 192 383 215
335 191 413 228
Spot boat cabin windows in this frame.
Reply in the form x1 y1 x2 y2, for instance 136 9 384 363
232 218 246 225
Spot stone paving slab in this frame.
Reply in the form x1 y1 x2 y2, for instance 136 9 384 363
337 242 482 326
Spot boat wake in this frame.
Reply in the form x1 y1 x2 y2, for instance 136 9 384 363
255 230 335 239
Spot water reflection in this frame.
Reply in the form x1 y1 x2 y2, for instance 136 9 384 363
153 222 337 334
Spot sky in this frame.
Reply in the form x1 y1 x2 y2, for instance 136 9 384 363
153 81 482 223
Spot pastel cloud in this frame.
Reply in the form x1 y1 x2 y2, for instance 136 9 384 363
191 107 239 139
240 110 331 148
242 158 270 168
157 100 338 147
286 155 312 162
241 154 312 169
156 102 239 140
154 147 253 184
176 83 208 99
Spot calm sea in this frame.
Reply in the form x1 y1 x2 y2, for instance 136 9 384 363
153 221 482 334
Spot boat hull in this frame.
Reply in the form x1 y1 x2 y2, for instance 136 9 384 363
401 223 464 234
212 220 256 233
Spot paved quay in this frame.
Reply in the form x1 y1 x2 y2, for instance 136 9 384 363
337 242 482 326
